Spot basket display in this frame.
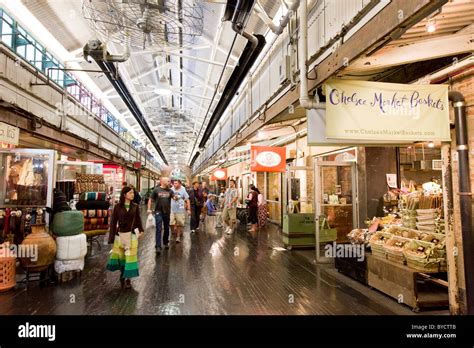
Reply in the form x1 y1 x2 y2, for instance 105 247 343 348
384 236 410 264
403 239 440 272
0 257 16 292
384 226 420 239
369 232 392 259
420 232 446 258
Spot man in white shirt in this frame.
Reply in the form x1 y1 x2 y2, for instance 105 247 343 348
222 179 238 234
170 180 190 243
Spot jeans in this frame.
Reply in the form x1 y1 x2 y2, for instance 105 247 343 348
155 212 170 249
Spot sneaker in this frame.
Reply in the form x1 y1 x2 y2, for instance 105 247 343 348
155 247 162 255
191 230 195 234
226 228 233 235
164 243 169 250
176 236 181 243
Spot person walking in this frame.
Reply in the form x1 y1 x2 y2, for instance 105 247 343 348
170 180 190 243
222 179 238 234
107 186 144 289
247 186 259 233
147 177 172 255
200 181 210 223
130 185 141 205
255 187 267 229
189 181 203 234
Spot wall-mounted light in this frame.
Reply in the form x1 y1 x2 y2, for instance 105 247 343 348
428 141 435 148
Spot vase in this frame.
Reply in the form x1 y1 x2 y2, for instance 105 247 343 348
20 223 56 272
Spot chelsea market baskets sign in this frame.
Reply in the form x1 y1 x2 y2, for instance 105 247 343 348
324 80 450 142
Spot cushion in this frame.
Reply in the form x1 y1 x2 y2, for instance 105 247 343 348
55 234 87 260
52 211 84 236
79 192 107 201
75 200 110 210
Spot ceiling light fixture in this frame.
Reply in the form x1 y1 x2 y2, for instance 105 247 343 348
426 18 436 33
428 141 435 148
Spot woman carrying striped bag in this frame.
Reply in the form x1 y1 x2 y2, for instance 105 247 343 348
106 186 144 289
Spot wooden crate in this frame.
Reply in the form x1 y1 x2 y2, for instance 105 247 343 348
367 254 448 311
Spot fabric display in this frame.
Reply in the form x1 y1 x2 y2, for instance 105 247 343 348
52 211 84 237
75 200 110 210
84 224 109 230
79 192 107 201
54 258 85 274
82 209 109 218
84 217 108 225
75 182 107 194
55 234 87 260
75 174 105 183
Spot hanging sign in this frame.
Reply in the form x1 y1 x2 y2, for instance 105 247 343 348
307 109 412 146
211 168 227 181
386 174 397 189
0 122 19 146
325 80 450 142
250 146 286 172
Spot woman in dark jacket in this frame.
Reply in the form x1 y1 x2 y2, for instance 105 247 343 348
247 186 259 233
107 186 144 289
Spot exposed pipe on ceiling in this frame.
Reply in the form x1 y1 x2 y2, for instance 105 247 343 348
298 0 324 110
254 0 299 35
191 0 266 167
94 59 168 165
449 90 474 315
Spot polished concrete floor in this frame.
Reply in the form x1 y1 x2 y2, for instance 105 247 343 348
0 211 448 315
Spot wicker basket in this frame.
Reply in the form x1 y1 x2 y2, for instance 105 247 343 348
384 236 410 264
0 257 16 292
369 232 392 259
406 257 440 272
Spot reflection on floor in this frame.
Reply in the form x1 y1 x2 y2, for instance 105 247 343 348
0 210 449 315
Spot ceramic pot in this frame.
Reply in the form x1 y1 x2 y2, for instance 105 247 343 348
20 223 56 272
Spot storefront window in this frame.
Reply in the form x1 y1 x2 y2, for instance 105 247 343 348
266 172 282 223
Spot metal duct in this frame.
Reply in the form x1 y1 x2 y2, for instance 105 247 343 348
197 0 265 150
94 59 168 165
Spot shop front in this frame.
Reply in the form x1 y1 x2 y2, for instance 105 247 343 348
305 79 454 311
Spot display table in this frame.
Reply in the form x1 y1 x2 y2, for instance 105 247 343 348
335 253 368 285
367 254 448 311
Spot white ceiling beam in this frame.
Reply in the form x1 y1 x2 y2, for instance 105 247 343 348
346 32 474 72
199 34 239 62
131 49 235 68
194 7 229 133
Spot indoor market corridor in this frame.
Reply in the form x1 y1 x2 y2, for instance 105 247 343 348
0 212 445 315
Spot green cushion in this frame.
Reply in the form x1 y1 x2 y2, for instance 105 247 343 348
52 211 84 236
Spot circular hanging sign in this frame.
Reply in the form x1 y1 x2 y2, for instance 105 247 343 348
255 151 282 168
214 169 226 179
